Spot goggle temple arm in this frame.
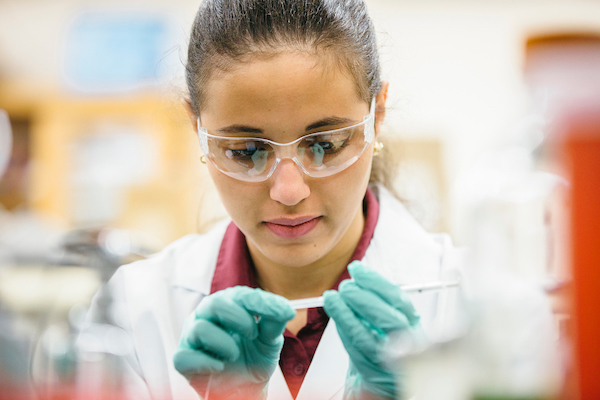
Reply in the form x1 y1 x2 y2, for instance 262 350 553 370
364 97 376 144
197 118 210 156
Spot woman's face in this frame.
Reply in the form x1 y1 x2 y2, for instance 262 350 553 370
197 51 382 268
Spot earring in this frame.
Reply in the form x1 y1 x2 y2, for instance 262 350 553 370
200 155 207 164
373 141 384 156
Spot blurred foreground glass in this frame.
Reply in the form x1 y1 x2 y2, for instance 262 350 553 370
0 222 157 400
386 147 566 400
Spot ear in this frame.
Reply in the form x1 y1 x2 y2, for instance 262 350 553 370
374 81 388 135
181 98 198 133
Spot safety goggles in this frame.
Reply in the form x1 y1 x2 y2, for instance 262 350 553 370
197 99 375 182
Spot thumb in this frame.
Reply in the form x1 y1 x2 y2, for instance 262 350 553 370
257 316 290 345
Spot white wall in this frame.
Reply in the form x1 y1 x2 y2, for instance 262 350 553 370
368 0 600 174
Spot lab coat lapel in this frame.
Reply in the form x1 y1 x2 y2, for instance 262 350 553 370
296 319 348 400
267 320 348 400
267 365 294 400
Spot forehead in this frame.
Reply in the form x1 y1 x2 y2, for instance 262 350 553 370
199 51 367 129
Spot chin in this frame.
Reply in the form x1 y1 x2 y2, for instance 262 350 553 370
264 243 329 268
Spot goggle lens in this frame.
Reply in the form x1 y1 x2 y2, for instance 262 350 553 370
198 105 375 182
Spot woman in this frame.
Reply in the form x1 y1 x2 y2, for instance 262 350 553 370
170 1 434 398
84 1 552 399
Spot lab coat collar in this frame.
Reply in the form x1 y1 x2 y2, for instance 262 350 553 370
170 219 230 295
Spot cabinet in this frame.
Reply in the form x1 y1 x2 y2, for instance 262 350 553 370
0 83 223 246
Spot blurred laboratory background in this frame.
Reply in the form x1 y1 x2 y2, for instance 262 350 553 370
0 0 599 399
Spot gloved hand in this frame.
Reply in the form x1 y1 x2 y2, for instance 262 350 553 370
323 261 423 400
173 286 296 400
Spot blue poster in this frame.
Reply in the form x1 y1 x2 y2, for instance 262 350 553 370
63 12 171 93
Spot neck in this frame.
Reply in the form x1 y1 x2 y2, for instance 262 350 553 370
249 208 365 300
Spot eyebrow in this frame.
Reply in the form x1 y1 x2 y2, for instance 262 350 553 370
215 116 357 136
217 125 264 135
305 117 356 131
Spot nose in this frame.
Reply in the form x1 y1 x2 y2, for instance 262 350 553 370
269 159 310 206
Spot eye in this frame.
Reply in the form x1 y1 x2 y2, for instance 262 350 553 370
226 148 255 159
224 142 268 160
312 140 345 152
305 134 349 155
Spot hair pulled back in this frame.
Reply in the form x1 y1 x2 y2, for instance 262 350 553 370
186 0 381 115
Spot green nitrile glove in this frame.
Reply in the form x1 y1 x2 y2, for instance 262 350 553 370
323 261 423 400
173 286 296 400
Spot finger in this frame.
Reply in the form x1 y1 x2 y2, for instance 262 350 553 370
173 348 225 376
348 261 420 325
232 286 295 322
323 290 380 360
185 319 240 362
257 316 289 345
339 281 411 333
195 289 258 339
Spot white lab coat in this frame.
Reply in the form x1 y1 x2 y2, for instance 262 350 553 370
84 186 553 400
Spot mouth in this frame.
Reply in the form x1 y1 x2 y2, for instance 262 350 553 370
264 216 321 238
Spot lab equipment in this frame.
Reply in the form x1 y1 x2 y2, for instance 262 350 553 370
560 104 600 400
196 99 375 182
173 286 295 400
289 279 461 309
323 261 425 400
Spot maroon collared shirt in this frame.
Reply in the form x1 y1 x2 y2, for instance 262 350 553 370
210 188 380 398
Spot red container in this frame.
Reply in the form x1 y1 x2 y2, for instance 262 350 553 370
561 104 600 400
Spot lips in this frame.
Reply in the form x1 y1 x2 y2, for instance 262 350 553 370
264 216 321 238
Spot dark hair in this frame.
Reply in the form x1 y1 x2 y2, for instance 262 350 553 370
185 0 399 193
185 0 381 115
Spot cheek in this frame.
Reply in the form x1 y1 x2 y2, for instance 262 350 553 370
320 151 374 217
342 148 373 191
206 166 260 222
